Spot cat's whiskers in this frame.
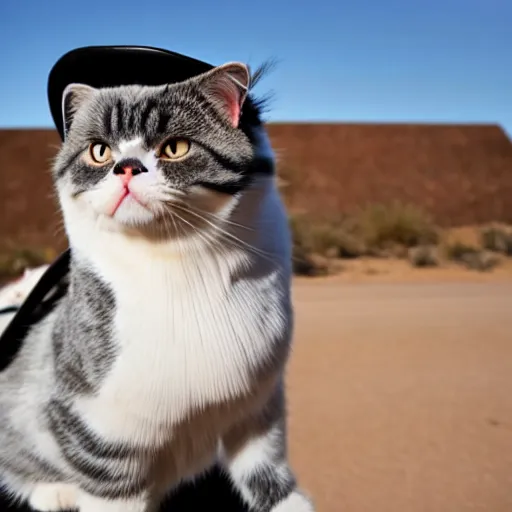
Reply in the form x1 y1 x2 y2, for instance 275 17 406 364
53 218 67 239
157 192 253 232
169 202 275 264
180 202 255 232
169 209 220 255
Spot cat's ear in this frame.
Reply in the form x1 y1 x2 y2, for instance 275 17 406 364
197 62 251 128
61 83 96 138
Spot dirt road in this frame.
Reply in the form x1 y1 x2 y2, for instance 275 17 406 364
287 279 512 512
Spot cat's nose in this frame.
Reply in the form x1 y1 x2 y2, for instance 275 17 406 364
113 159 148 183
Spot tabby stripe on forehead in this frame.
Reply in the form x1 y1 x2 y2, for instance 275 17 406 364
139 99 158 133
127 106 136 133
102 105 112 137
157 112 171 136
115 99 124 136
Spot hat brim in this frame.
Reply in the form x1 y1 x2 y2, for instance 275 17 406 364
48 45 214 140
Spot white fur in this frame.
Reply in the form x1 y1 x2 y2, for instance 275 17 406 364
59 168 291 447
28 483 78 511
116 138 154 167
77 492 152 512
271 492 315 512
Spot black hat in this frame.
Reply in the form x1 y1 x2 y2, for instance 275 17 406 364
47 45 215 141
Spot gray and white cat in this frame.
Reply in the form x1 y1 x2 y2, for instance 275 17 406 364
0 61 314 512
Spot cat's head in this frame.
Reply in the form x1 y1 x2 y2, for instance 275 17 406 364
53 62 274 242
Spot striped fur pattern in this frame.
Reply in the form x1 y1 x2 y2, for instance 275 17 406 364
0 62 314 512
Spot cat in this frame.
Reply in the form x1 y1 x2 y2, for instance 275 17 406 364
0 61 315 512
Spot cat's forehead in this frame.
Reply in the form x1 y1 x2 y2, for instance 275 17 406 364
76 82 201 146
95 85 178 144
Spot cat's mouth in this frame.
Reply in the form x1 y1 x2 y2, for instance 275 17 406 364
110 187 148 217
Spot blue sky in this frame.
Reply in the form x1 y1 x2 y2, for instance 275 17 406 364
1 0 511 135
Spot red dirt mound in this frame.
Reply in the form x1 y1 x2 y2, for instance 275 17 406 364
1 123 511 249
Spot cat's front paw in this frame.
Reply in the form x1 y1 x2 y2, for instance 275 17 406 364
28 483 78 511
271 491 315 512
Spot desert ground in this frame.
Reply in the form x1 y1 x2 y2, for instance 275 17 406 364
286 272 512 512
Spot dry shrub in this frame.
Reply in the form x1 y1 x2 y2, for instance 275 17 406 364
307 225 365 259
288 214 314 253
288 202 440 274
480 224 512 255
408 245 440 268
289 217 330 276
289 214 365 260
445 242 500 272
291 245 331 277
462 251 500 272
352 201 439 255
445 241 479 262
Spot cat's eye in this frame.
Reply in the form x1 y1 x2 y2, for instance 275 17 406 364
89 142 112 164
160 138 191 160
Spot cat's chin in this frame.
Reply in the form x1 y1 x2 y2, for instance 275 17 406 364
98 211 164 237
109 194 157 227
96 206 188 241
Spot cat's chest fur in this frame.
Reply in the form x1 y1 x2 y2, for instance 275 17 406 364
72 232 291 446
